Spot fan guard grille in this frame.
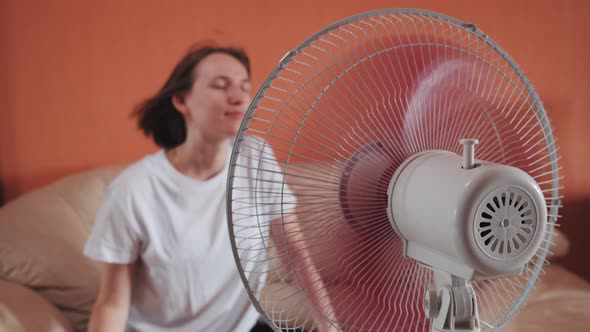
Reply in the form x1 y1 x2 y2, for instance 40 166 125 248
227 8 561 332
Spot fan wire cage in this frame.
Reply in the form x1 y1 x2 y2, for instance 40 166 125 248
227 8 561 332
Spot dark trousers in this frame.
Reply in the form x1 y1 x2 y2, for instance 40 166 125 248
249 320 306 332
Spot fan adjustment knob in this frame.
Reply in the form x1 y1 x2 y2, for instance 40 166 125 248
424 286 440 318
460 138 479 169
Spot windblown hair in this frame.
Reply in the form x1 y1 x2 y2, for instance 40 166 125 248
133 43 250 149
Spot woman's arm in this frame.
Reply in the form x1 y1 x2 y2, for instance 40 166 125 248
271 215 339 332
87 262 135 332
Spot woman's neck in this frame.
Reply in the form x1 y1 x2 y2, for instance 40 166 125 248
165 134 230 181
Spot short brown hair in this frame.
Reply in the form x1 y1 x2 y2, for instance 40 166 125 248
133 43 250 149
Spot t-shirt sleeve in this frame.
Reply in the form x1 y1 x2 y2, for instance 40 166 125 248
258 142 298 222
84 183 143 264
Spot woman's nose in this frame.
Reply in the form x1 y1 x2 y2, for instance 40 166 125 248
227 86 246 105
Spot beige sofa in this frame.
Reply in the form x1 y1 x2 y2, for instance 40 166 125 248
0 165 589 332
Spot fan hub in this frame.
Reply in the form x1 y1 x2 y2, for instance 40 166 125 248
501 219 510 228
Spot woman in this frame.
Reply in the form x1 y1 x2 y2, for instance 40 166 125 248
84 44 337 332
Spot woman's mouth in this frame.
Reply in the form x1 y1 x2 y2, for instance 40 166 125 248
225 111 245 118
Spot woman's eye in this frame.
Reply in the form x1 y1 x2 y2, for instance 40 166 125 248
211 79 228 90
241 82 251 93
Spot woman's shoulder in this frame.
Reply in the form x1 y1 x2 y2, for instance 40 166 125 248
107 151 163 197
234 136 285 179
238 135 276 157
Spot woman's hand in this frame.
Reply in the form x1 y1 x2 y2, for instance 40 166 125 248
271 215 343 332
316 319 341 332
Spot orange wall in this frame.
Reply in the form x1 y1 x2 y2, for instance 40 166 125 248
1 0 589 276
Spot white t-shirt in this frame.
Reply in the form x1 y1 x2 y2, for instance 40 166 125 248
84 136 295 332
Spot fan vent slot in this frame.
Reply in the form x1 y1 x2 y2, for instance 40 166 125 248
475 186 538 260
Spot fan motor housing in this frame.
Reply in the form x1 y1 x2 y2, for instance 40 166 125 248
387 151 547 280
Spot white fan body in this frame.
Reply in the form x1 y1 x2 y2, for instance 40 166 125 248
387 149 547 280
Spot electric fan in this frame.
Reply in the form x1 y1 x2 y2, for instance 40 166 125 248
227 8 560 332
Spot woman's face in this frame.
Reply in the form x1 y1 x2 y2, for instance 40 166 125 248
174 52 251 142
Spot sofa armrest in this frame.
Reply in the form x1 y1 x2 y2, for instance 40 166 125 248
503 264 590 331
0 280 73 332
548 228 570 260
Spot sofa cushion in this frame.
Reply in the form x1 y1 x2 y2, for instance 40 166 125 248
0 165 125 331
0 279 73 332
